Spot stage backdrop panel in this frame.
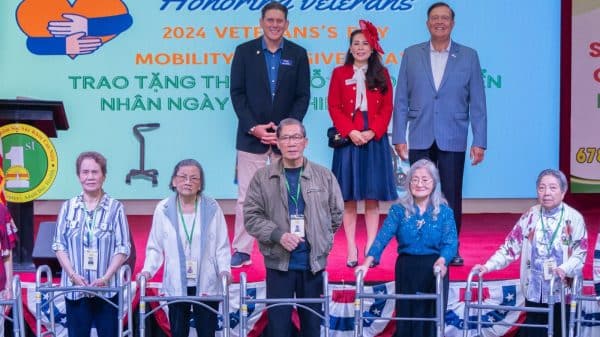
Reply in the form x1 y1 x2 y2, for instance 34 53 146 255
570 0 600 193
0 0 560 199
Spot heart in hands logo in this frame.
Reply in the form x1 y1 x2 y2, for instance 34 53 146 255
16 0 132 58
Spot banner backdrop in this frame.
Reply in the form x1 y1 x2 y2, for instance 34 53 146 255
0 0 560 199
570 0 600 193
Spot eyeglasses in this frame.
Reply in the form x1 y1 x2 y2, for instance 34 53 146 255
410 177 433 186
278 134 304 144
176 175 201 183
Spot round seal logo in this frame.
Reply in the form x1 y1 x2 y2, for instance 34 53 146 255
0 123 58 203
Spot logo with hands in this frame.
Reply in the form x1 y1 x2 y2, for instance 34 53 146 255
16 0 132 58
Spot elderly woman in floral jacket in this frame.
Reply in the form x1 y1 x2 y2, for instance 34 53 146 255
473 169 587 337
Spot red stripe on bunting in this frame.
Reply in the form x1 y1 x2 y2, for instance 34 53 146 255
332 289 356 303
459 287 491 302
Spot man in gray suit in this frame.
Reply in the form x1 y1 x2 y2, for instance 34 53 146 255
392 2 487 266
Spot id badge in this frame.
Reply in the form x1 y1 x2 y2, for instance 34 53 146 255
83 248 98 270
186 260 198 279
290 214 305 237
543 259 557 280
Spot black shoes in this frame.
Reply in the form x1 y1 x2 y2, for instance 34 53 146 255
346 248 358 268
346 260 358 268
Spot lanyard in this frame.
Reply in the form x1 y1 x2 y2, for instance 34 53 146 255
84 208 98 247
284 167 302 215
539 206 564 252
177 196 198 246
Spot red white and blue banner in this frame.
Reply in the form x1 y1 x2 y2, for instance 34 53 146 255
17 280 600 336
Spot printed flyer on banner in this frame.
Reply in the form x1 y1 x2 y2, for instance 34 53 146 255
570 0 600 193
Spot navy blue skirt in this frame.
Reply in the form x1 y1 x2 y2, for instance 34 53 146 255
331 111 398 202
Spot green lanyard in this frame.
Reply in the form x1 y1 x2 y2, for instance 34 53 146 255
177 197 198 246
84 208 98 247
539 206 564 252
284 167 302 215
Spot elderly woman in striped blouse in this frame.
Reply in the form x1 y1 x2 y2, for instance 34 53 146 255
52 151 130 337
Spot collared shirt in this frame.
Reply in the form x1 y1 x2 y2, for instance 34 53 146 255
52 193 130 300
430 40 451 91
262 38 284 100
367 203 458 265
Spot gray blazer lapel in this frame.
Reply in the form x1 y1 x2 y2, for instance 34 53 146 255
438 42 459 91
419 42 436 92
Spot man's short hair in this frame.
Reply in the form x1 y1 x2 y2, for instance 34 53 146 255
536 169 568 192
427 2 455 20
261 1 288 19
276 118 306 138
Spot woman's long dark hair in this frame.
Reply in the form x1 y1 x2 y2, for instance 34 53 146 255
344 29 388 94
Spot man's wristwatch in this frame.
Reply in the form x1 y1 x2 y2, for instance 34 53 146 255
249 126 257 135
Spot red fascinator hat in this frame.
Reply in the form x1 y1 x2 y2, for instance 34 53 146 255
359 19 384 54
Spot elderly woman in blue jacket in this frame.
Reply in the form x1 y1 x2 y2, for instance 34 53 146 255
356 158 457 337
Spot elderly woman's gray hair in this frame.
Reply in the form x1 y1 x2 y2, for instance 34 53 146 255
170 159 205 194
536 169 568 192
398 159 447 219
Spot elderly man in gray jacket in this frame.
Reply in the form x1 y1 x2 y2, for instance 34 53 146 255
244 118 344 337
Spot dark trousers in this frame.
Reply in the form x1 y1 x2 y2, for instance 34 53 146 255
65 294 119 337
168 287 220 337
266 268 323 337
517 300 566 337
394 254 449 337
410 142 466 235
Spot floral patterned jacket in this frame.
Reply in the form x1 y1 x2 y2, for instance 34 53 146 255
483 203 587 301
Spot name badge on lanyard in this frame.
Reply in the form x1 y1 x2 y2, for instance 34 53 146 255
290 214 305 238
186 260 198 279
543 258 557 281
84 248 99 270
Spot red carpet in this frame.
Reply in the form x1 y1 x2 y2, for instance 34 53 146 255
32 210 599 284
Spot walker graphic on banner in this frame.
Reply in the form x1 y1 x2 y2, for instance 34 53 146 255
15 0 132 57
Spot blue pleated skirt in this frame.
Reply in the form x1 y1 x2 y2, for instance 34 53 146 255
331 111 398 202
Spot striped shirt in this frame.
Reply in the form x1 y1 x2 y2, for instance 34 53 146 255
52 193 130 300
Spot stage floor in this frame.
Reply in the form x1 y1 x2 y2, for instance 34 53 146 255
30 210 599 284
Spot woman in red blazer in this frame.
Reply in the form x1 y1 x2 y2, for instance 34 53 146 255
328 20 397 268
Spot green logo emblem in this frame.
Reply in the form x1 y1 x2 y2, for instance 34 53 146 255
1 123 58 203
